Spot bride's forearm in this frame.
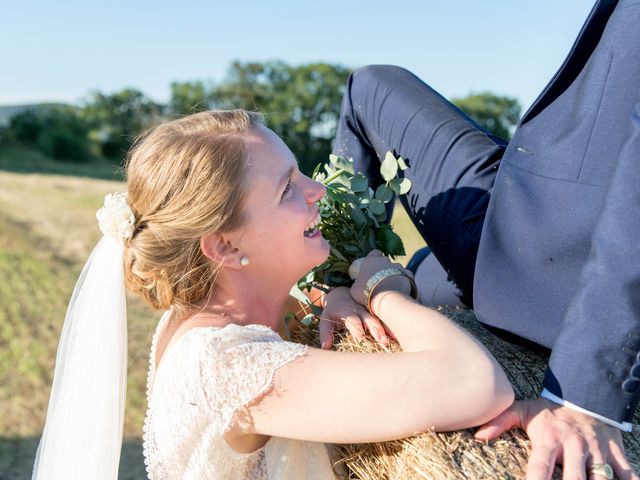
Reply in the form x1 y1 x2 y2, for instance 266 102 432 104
374 291 514 426
371 290 474 353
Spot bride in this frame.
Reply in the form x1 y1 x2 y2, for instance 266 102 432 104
33 109 513 479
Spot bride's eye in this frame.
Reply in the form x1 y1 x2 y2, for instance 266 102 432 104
281 178 293 201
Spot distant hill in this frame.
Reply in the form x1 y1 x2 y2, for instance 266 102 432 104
0 103 70 126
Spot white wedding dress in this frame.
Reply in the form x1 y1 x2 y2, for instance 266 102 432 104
142 311 339 479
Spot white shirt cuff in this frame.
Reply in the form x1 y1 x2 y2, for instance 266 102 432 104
541 388 633 432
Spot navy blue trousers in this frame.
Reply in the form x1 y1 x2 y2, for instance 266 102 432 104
332 65 506 308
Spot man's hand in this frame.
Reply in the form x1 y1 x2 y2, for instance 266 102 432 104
318 286 394 350
474 398 639 480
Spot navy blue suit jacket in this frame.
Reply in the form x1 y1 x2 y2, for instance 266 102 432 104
474 0 640 423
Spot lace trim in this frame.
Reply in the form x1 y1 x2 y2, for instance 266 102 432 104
142 310 171 479
215 338 309 434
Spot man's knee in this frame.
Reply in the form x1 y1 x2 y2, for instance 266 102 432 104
350 64 414 91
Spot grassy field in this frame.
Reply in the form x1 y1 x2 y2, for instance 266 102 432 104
0 146 124 181
0 149 425 479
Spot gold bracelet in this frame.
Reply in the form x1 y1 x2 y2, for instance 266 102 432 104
365 268 418 316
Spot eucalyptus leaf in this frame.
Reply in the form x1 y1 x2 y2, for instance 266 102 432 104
388 178 402 194
345 192 360 204
397 156 408 170
289 284 310 303
351 174 368 193
333 155 355 174
370 199 385 215
349 207 367 226
380 151 398 182
301 151 408 290
397 177 412 194
375 184 394 203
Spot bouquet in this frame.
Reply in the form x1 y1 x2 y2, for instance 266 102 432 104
289 151 412 325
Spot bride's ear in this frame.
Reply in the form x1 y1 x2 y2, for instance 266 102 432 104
200 232 245 270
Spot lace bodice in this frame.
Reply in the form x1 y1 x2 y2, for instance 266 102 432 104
142 312 338 479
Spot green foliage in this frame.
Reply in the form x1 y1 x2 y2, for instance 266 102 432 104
452 92 521 140
213 60 351 175
169 80 212 115
82 88 163 158
4 106 92 162
298 152 410 291
36 107 92 162
0 62 523 178
6 110 43 143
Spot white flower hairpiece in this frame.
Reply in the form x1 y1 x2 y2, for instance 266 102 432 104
96 192 135 242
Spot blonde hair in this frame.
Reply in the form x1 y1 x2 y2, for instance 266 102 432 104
123 109 264 319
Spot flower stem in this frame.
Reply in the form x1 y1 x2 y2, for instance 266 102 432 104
323 169 348 185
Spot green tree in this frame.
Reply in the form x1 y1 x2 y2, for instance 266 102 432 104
4 106 91 161
169 80 212 115
213 60 351 175
82 89 163 158
452 92 521 140
35 106 91 161
6 110 43 144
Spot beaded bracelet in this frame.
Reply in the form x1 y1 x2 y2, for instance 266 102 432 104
365 268 418 316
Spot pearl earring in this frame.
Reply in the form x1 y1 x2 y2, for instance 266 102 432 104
240 256 250 267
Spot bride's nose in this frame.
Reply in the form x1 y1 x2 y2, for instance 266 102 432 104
304 177 326 204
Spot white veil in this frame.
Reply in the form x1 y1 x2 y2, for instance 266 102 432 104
33 193 132 479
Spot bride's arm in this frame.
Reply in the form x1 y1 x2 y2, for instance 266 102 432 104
234 285 514 444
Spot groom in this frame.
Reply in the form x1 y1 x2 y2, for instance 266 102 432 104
331 0 640 477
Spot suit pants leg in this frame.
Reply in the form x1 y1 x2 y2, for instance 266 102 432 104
332 65 506 307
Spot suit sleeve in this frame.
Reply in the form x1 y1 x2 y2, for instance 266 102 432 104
542 102 640 424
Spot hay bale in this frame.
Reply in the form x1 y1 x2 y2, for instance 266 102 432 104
291 309 640 479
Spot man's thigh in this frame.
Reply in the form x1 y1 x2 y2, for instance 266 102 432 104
333 65 506 301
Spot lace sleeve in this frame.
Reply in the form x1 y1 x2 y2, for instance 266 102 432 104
199 326 309 433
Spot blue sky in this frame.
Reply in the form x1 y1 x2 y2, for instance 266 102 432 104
1 0 596 111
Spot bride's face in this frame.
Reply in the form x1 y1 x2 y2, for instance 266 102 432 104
236 126 330 280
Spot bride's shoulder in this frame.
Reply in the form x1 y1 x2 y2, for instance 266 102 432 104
183 322 283 353
201 323 283 349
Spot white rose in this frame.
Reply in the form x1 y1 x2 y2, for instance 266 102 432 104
96 192 135 242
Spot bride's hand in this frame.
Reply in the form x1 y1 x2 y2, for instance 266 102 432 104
349 250 413 306
318 286 395 350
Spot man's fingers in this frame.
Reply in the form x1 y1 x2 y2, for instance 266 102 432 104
526 445 561 480
559 436 588 480
474 404 523 440
608 441 640 480
585 439 610 480
356 305 389 346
